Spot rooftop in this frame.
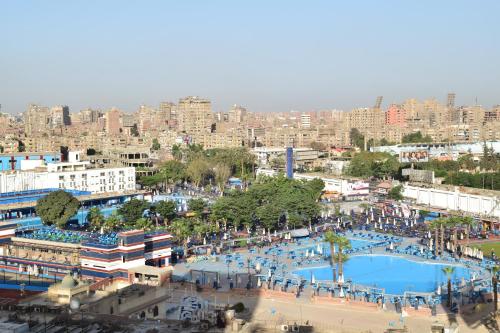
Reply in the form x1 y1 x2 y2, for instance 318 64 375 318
18 226 117 245
0 188 91 206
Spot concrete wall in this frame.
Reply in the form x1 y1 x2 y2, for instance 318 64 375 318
403 184 500 218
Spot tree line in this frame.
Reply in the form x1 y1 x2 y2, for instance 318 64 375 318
35 175 324 250
140 145 256 191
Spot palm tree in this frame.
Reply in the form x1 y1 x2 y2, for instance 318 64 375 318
461 216 476 246
102 212 122 233
335 235 352 283
324 231 337 283
87 207 105 232
171 144 183 161
491 266 500 312
440 219 446 255
170 218 193 257
442 266 455 308
134 217 154 231
447 216 461 255
430 217 448 256
324 231 352 286
429 219 443 256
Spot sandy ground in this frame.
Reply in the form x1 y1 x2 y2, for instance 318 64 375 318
183 287 491 333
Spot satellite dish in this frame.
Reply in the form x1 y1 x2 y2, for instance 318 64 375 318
70 298 81 311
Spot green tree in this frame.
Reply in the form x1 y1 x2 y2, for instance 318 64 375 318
379 138 394 146
159 160 185 188
442 266 455 308
429 219 441 256
457 154 476 171
461 216 476 245
430 217 448 256
213 162 231 192
171 144 183 161
86 148 97 156
335 235 351 282
346 151 400 179
270 156 285 169
210 195 235 230
188 198 207 217
140 173 163 189
402 131 432 143
372 155 400 180
186 158 211 187
17 139 26 152
350 128 364 149
87 207 105 232
256 203 282 231
309 141 327 151
35 190 80 229
388 185 403 200
118 199 150 225
155 200 177 223
151 138 161 151
324 231 338 283
103 212 123 232
130 124 139 137
170 218 193 256
192 218 211 239
303 178 325 200
480 142 498 172
134 217 154 231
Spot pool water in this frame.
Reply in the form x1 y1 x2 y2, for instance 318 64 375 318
293 255 472 294
316 239 374 255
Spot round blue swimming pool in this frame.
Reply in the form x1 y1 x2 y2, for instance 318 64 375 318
293 255 472 294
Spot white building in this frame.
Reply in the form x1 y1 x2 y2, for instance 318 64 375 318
0 154 135 194
300 113 311 129
256 169 369 199
371 141 500 161
403 184 500 218
294 174 369 198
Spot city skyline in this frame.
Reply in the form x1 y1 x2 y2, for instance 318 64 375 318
2 0 500 114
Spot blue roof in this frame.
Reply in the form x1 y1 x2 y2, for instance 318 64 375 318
0 188 91 205
19 226 118 246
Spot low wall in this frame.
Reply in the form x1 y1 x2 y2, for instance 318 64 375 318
404 185 500 218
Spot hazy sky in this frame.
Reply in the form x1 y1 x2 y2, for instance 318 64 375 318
2 0 499 114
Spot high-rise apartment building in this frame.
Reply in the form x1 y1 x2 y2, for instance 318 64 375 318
50 105 71 127
348 107 385 133
177 96 213 134
300 113 311 129
104 108 122 135
485 105 500 122
228 104 247 124
385 104 406 126
79 108 101 123
159 102 176 122
24 104 50 135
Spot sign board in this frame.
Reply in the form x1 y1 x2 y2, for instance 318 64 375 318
399 150 429 163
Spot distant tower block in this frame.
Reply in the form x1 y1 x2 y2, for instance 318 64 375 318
286 147 293 179
447 93 456 109
374 96 383 109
